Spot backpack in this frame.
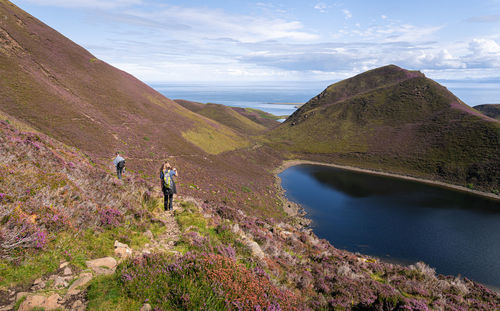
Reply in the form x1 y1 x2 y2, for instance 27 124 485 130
164 169 172 189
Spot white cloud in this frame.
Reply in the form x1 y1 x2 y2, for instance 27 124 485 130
342 9 352 20
109 6 319 43
314 3 327 13
381 15 387 19
466 38 500 67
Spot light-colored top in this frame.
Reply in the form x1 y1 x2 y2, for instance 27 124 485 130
113 155 125 167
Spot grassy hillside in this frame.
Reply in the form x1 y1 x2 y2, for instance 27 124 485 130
268 65 500 193
0 0 289 217
475 104 500 120
1 114 499 311
174 100 268 135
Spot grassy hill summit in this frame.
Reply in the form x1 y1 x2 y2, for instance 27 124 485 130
268 65 500 193
173 99 277 135
474 104 500 120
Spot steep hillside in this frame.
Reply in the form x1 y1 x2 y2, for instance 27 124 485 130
268 65 500 192
475 104 500 120
1 114 499 311
174 100 268 135
230 107 282 128
0 0 288 216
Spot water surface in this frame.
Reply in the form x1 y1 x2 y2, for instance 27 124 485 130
149 81 324 116
279 164 500 287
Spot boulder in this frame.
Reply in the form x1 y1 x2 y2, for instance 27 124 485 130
114 240 128 248
141 303 152 311
59 262 69 269
63 267 72 276
52 275 69 288
31 278 46 290
68 272 93 293
114 240 133 259
86 257 117 275
72 300 85 311
18 294 62 311
245 240 265 259
16 292 29 302
114 246 133 259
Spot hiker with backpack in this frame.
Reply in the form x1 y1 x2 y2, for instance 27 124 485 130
113 152 126 179
160 162 178 211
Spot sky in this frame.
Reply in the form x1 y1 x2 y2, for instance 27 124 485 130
9 0 500 85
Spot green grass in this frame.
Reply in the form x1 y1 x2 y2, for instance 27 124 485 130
87 274 142 311
182 125 248 154
244 108 284 120
0 225 152 289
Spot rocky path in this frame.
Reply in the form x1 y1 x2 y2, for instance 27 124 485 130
0 196 183 311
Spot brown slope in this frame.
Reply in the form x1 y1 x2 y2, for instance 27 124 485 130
174 99 268 135
269 65 500 192
0 1 290 218
474 104 500 120
0 0 248 159
230 107 281 129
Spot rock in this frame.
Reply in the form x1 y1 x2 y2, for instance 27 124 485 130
63 267 72 276
114 246 133 259
231 224 241 234
114 240 128 248
18 294 62 311
59 262 69 269
68 272 93 293
0 304 14 311
72 300 85 311
16 292 29 302
245 240 265 259
86 257 117 275
31 278 46 290
144 230 154 240
141 303 152 311
50 275 69 288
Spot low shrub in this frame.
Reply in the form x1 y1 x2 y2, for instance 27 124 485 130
118 252 303 310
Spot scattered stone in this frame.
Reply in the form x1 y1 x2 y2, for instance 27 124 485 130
86 257 117 275
53 275 69 288
114 246 132 259
0 304 14 311
18 294 62 311
71 300 85 311
144 230 154 240
114 240 128 249
16 292 29 302
231 224 240 234
63 267 72 276
245 239 265 259
68 273 93 293
31 278 46 290
59 262 69 269
114 240 133 259
141 303 152 311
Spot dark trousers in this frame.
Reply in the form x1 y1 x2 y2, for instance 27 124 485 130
164 189 173 211
116 161 125 179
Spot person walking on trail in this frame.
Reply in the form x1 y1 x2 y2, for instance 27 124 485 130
160 162 178 211
113 152 126 179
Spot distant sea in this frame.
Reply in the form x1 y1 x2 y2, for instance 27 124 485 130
149 80 500 117
150 81 325 116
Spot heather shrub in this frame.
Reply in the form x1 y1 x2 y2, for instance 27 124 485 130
118 252 302 310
